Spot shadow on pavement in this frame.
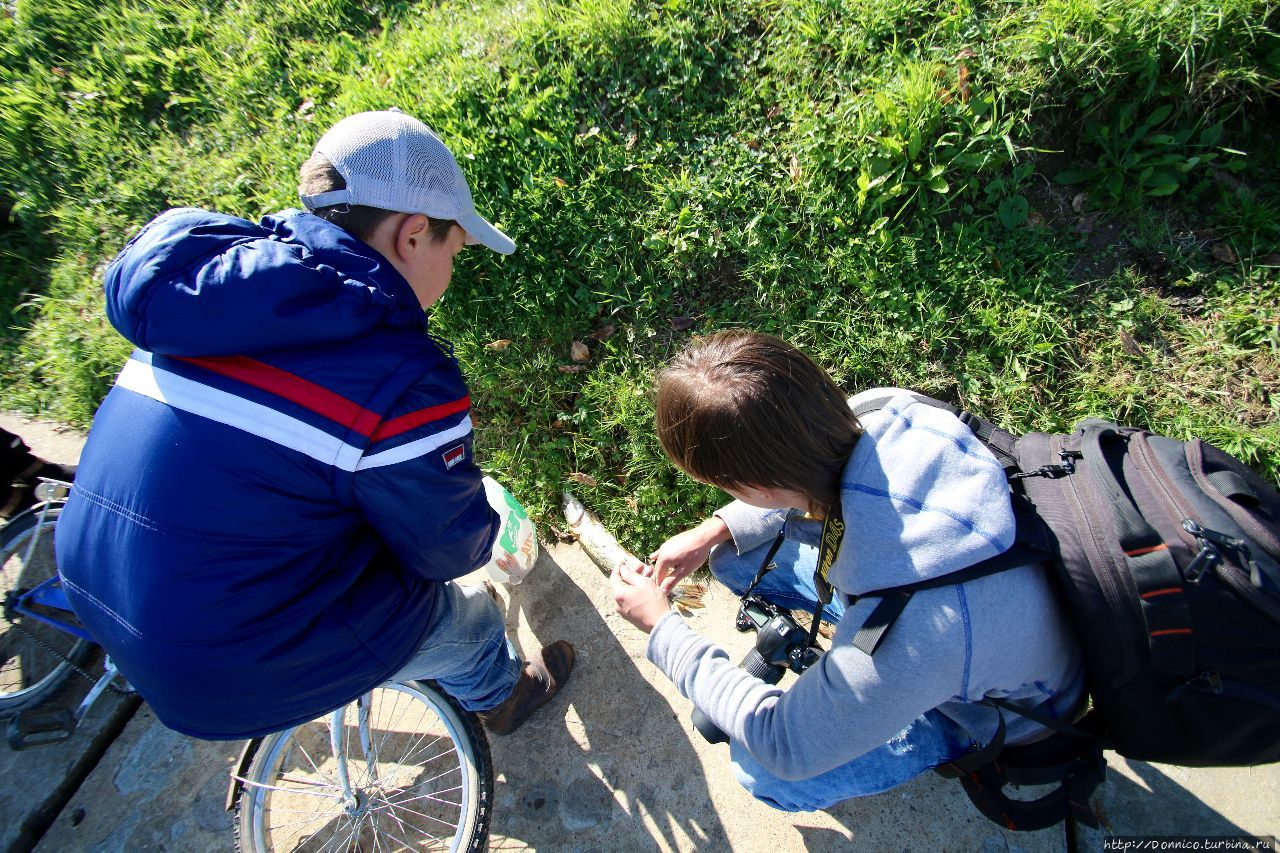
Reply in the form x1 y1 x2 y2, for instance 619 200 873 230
483 545 748 851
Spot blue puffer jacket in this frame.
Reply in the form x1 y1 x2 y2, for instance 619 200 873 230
55 208 498 739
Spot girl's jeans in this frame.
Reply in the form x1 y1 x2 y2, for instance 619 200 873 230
708 535 975 812
390 581 522 713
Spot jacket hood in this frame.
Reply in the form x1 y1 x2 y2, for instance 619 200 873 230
103 208 425 356
829 393 1016 595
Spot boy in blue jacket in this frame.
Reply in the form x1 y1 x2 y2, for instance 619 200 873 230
55 110 572 740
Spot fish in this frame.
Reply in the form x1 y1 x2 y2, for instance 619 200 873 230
562 491 706 612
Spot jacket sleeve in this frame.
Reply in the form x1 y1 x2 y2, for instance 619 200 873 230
713 500 789 554
352 371 499 582
645 588 971 780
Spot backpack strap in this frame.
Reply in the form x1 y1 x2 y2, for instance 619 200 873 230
952 739 1105 831
850 502 1057 657
850 543 1048 655
1081 424 1196 677
936 702 1106 831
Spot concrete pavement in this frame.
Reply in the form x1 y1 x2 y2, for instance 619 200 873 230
2 411 1277 851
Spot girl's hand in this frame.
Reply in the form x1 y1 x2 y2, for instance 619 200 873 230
611 559 672 634
649 516 732 593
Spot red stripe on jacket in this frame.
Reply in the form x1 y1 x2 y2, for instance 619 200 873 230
175 355 469 442
371 395 471 441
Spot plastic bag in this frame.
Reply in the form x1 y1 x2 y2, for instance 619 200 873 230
480 476 539 584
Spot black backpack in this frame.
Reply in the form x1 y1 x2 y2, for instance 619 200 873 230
847 394 1280 831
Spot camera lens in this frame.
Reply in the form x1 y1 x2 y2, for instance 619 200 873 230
740 648 785 684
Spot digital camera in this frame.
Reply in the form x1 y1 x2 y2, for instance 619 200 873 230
692 594 824 744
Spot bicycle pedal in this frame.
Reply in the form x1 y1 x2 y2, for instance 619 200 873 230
7 707 77 750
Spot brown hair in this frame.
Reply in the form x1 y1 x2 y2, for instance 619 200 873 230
655 330 862 515
298 153 457 243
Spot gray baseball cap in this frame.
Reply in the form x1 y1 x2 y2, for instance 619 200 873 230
300 109 515 255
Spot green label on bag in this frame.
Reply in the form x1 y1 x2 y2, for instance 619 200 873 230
500 510 520 553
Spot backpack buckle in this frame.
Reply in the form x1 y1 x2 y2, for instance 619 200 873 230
1181 519 1257 584
1183 542 1220 584
1009 451 1081 481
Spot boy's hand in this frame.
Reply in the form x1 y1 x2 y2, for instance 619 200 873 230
649 516 731 593
611 559 671 634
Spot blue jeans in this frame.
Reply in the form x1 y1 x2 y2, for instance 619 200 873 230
389 581 522 713
709 537 975 811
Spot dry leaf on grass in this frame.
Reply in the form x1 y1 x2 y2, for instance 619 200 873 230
557 364 587 374
590 323 616 341
1119 329 1144 358
1210 242 1238 265
485 339 513 351
570 341 590 362
568 472 599 488
789 153 802 183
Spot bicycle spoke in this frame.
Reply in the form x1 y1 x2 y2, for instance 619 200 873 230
309 818 353 853
369 798 463 830
372 692 401 766
389 706 450 758
293 731 339 786
389 767 464 797
369 811 426 851
341 813 366 853
379 802 451 847
233 776 343 799
381 787 464 811
263 808 334 839
387 777 464 801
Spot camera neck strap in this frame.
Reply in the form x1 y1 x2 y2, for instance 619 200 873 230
742 499 844 653
806 499 842 649
814 498 844 606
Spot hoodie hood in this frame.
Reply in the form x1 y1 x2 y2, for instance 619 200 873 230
103 208 425 356
829 393 1016 595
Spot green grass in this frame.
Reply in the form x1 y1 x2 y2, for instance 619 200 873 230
2 0 1278 554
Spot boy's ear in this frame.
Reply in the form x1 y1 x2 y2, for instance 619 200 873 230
393 213 429 260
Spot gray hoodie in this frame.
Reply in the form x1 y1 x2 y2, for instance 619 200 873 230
646 391 1084 781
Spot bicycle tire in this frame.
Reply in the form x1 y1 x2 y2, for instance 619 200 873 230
234 680 493 853
0 506 92 717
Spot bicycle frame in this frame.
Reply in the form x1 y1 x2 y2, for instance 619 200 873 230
4 479 132 748
9 484 92 642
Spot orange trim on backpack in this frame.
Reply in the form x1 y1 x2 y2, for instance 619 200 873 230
1141 587 1183 599
1125 543 1169 557
1150 628 1193 637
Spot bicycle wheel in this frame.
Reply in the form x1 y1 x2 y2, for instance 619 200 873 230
0 506 92 716
235 680 493 853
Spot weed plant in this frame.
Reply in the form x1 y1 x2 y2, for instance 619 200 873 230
1 0 1278 552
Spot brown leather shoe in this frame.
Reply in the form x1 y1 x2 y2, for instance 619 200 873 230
479 641 574 736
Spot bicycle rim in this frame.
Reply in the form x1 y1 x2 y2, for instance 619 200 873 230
1 508 89 714
236 681 491 852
